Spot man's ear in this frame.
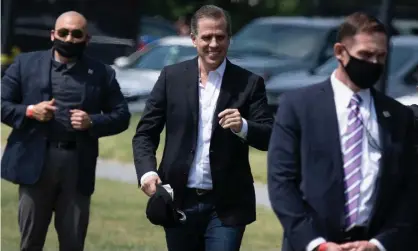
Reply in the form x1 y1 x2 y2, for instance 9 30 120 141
190 33 197 47
334 42 345 61
50 30 55 42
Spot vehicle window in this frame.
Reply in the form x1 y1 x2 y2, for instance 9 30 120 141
315 46 415 76
133 45 196 70
388 46 415 73
405 64 418 85
314 57 338 75
318 29 338 64
230 23 328 60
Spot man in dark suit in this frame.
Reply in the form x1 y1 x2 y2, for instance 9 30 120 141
267 12 418 251
411 103 418 148
410 103 418 131
132 5 273 251
1 11 130 251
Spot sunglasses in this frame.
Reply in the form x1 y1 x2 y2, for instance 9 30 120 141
56 28 84 39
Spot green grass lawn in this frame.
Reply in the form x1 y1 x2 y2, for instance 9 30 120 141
1 114 268 183
1 178 282 250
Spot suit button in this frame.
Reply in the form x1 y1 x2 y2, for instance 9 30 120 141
210 150 214 153
190 149 195 154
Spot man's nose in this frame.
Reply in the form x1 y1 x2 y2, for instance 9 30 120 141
64 35 75 42
209 37 218 47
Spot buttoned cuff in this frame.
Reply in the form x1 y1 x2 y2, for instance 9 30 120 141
231 118 248 139
140 171 159 187
306 237 326 251
370 238 386 251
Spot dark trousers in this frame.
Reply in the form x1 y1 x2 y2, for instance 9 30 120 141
164 189 246 251
18 145 90 251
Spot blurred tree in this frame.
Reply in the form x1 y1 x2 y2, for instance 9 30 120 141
140 0 417 35
309 0 418 18
143 0 200 20
167 0 196 18
275 0 300 15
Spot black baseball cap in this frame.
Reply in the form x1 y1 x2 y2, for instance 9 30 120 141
145 184 186 227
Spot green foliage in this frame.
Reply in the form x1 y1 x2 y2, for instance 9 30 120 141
142 0 418 29
141 0 308 33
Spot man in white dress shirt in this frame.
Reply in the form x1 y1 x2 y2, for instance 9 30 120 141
132 5 273 251
267 12 418 251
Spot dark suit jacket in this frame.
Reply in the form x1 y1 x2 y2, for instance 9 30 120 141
267 80 418 251
410 104 418 117
132 57 273 226
411 104 418 153
1 49 131 196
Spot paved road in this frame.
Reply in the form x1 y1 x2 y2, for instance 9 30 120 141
96 158 272 209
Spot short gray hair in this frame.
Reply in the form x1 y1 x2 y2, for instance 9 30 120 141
190 5 232 37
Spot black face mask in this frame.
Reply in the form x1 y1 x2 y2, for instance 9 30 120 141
343 50 384 89
53 38 86 58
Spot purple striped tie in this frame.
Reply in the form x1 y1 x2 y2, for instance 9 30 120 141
343 94 363 229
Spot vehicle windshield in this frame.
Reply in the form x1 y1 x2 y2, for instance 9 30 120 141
230 23 328 60
130 45 197 70
315 45 415 75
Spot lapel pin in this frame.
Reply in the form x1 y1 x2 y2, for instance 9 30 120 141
383 111 391 118
88 69 93 74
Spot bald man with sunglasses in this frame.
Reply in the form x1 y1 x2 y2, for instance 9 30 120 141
1 11 130 250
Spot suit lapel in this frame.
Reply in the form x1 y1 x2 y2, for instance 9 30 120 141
39 49 53 101
312 81 346 225
304 79 345 227
184 58 235 135
78 56 92 107
211 60 234 136
316 80 344 169
367 89 394 226
371 89 392 156
185 57 200 127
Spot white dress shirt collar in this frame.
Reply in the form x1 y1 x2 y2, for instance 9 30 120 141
330 70 371 109
199 58 227 80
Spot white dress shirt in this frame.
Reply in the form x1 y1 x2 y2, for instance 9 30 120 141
140 58 248 190
306 71 385 251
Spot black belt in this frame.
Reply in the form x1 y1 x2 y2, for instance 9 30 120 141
187 188 212 196
48 140 77 150
342 226 367 242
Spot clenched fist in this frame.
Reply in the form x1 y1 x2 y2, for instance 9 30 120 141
70 109 92 130
218 108 243 133
141 175 162 197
